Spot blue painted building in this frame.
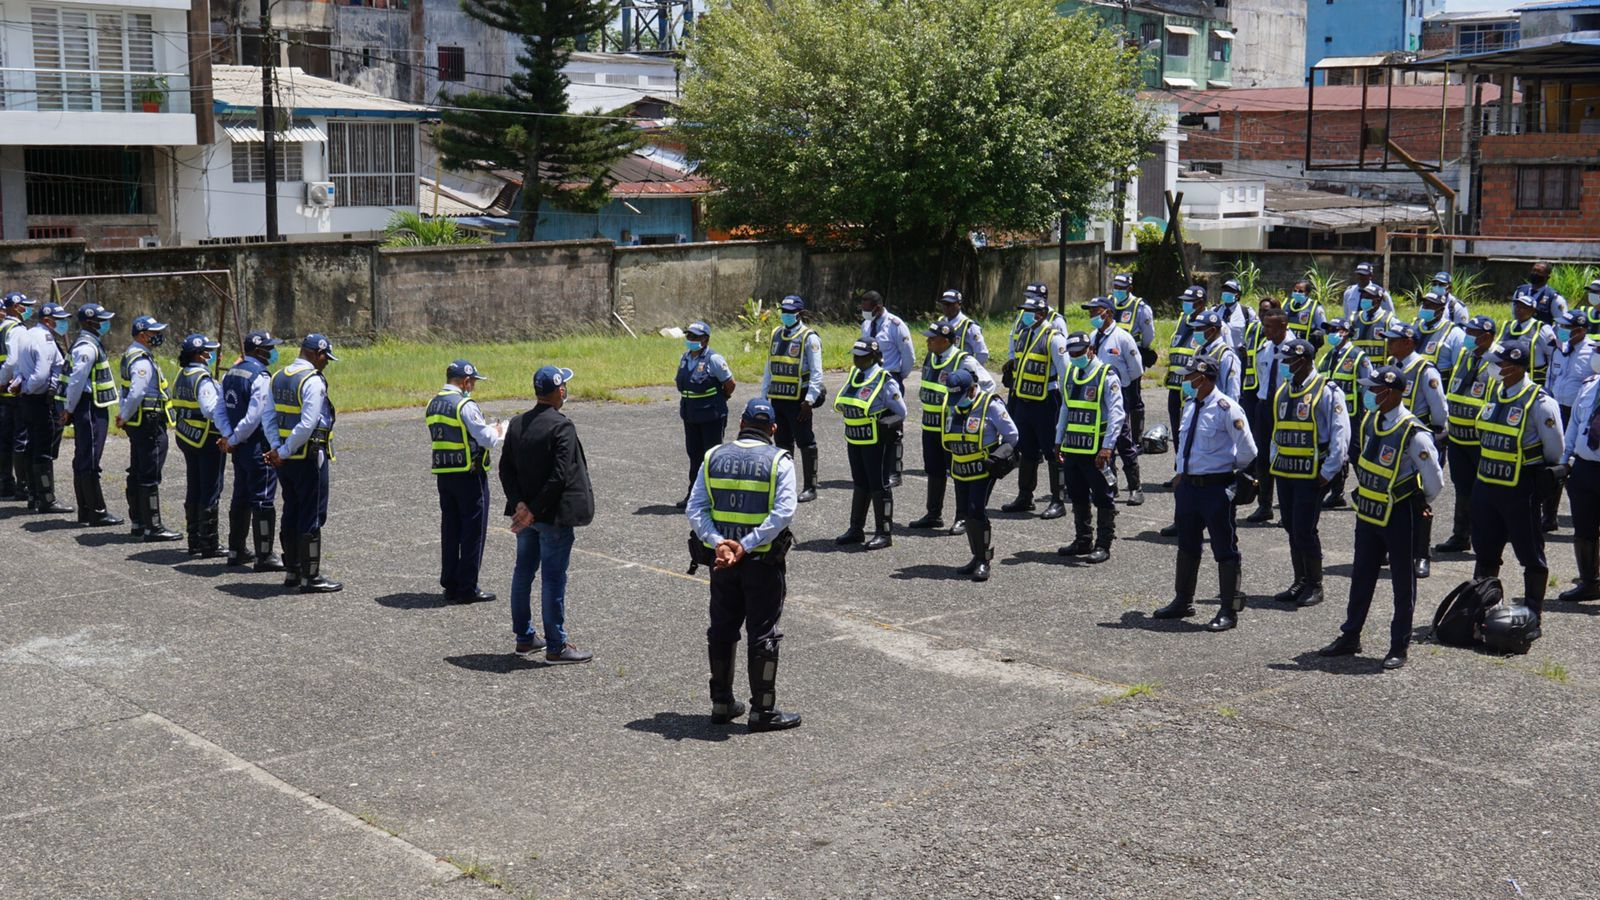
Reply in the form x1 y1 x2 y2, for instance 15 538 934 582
1307 0 1445 82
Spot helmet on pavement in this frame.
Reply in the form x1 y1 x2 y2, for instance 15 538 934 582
1139 424 1171 455
1480 602 1540 654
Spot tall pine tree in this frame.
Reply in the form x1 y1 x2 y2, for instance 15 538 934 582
434 0 639 241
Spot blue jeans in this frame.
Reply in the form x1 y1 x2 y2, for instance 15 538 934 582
511 522 575 647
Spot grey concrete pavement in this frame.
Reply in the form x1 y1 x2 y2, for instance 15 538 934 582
4 374 1599 898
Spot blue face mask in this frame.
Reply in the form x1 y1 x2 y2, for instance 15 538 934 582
1418 308 1436 323
1192 334 1206 349
20 306 32 321
1363 389 1380 412
1328 332 1344 347
1222 292 1238 305
97 320 111 336
1019 311 1036 328
1277 362 1292 382
1360 298 1374 312
685 339 702 352
1557 327 1573 343
1069 354 1090 370
266 347 279 367
1112 289 1129 302
1181 380 1197 400
52 319 67 336
1291 291 1308 304
1181 301 1195 315
780 313 798 328
955 392 976 410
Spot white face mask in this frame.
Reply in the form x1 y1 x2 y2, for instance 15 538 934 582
860 309 875 323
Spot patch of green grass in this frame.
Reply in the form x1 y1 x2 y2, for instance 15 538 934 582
355 809 401 837
1534 660 1570 684
1216 705 1239 718
1100 681 1159 705
444 855 513 891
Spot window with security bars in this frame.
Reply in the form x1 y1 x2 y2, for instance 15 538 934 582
327 121 417 207
437 46 464 82
25 147 152 215
232 142 303 183
1516 166 1582 211
32 7 155 112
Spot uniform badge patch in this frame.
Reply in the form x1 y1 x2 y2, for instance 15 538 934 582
1380 446 1397 465
787 342 800 355
1278 402 1288 418
1219 399 1231 410
1086 387 1098 401
965 416 980 433
938 372 949 385
1471 383 1485 398
1297 401 1310 418
1508 408 1523 426
1430 378 1440 389
1547 417 1557 427
1110 347 1120 356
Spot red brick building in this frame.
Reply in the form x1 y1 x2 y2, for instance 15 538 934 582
1475 132 1600 242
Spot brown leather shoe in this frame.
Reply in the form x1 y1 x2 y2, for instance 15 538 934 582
546 643 593 665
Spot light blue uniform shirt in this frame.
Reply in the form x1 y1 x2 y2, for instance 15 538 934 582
1415 318 1466 377
278 358 332 459
864 310 917 378
1489 378 1566 466
1254 339 1288 401
1375 407 1445 502
227 365 279 448
1267 373 1351 481
925 347 996 394
1176 391 1256 475
1563 378 1600 462
1199 336 1242 401
438 383 503 452
1342 282 1395 320
118 341 159 420
1091 323 1144 387
63 332 112 413
686 440 798 553
758 327 824 405
12 324 64 396
1441 292 1470 327
1217 301 1254 355
1110 292 1156 347
940 312 989 365
1549 339 1596 409
1395 351 1449 433
1054 361 1125 452
680 348 734 384
186 366 235 439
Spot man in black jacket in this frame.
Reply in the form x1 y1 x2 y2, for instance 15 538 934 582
500 365 595 664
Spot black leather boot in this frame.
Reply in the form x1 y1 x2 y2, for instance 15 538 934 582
0 447 14 500
1274 550 1306 603
1524 566 1548 623
962 520 992 582
32 462 73 514
1040 459 1066 520
836 488 868 544
1298 556 1325 607
1318 632 1361 657
797 444 818 503
1001 460 1037 512
866 491 893 550
1435 503 1471 553
708 643 746 724
9 453 30 502
1058 503 1093 556
252 509 286 571
1559 537 1600 602
1126 458 1144 506
1413 511 1433 579
747 642 801 733
281 527 300 586
1322 467 1348 509
198 506 228 559
298 530 343 593
127 482 143 535
1086 505 1114 564
83 476 122 527
142 486 181 541
1153 552 1201 619
74 473 92 523
185 502 201 556
227 506 254 566
1207 559 1242 631
909 473 945 529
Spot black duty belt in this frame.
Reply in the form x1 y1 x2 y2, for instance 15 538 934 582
1184 472 1233 487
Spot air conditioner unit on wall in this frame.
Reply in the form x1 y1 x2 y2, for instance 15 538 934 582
305 182 336 208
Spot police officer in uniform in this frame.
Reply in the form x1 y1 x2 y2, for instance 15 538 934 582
1152 355 1256 631
266 334 342 593
1559 356 1600 602
1415 290 1465 378
1516 262 1568 327
59 303 121 526
1054 331 1125 564
1109 273 1156 354
1268 339 1349 608
1317 317 1374 510
860 290 916 487
675 321 736 508
1283 279 1327 344
1191 311 1242 399
427 360 505 603
1021 282 1069 333
1085 296 1144 504
171 334 233 558
1385 321 1448 577
117 315 179 540
1436 316 1497 554
1317 365 1444 670
1216 278 1257 356
1550 310 1594 424
1001 292 1069 519
10 303 72 513
687 398 801 732
943 368 1019 581
1244 308 1289 524
834 339 906 549
1156 287 1209 538
0 291 35 501
1341 262 1394 320
936 289 989 365
1472 341 1565 625
908 321 990 533
1499 291 1557 386
759 295 823 502
1430 271 1472 327
1349 283 1396 362
1583 278 1600 331
220 331 284 570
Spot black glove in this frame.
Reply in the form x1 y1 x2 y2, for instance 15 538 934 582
1309 329 1326 349
809 386 828 408
1231 470 1260 507
1139 345 1158 368
1001 358 1016 391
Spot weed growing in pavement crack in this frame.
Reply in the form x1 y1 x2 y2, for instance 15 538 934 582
355 809 401 837
445 855 516 892
1534 660 1570 684
1216 706 1238 718
1099 682 1159 705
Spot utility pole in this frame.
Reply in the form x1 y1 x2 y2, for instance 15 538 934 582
259 0 279 241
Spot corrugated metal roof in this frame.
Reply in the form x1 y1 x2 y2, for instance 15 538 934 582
221 119 327 143
211 64 433 117
1405 36 1600 74
1520 0 1600 10
1313 54 1396 70
1265 187 1434 233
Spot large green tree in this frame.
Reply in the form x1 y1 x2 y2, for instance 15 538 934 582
434 0 640 241
677 0 1158 269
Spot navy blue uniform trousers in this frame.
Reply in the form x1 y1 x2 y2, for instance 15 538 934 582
1175 478 1240 562
1277 475 1325 559
683 416 726 491
180 439 225 509
125 421 167 488
1007 391 1060 463
1341 495 1419 653
1473 476 1546 573
437 469 490 596
230 434 278 512
72 404 108 475
20 393 61 461
708 555 786 651
279 448 330 537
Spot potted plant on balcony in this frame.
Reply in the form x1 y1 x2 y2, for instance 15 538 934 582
135 75 168 113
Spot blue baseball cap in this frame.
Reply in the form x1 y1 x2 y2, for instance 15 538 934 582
1063 330 1093 352
1512 291 1537 309
1025 282 1049 299
75 303 115 323
1466 315 1496 334
1082 296 1114 311
3 291 31 309
1018 294 1049 313
1491 341 1532 366
1281 339 1316 360
1360 365 1408 392
533 364 573 394
924 321 958 340
1432 271 1453 286
1354 262 1375 276
1382 321 1418 341
180 333 220 355
1562 310 1590 329
939 289 963 306
301 333 337 361
132 315 167 334
1221 278 1242 295
1420 289 1447 306
1189 310 1223 330
1181 354 1221 379
1326 316 1351 333
944 368 976 396
685 321 711 338
850 339 880 358
779 295 805 313
447 359 487 380
1359 282 1384 299
1111 273 1134 289
1181 285 1207 303
39 303 68 319
244 330 282 352
741 397 775 424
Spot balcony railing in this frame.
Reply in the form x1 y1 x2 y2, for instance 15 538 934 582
0 67 190 114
